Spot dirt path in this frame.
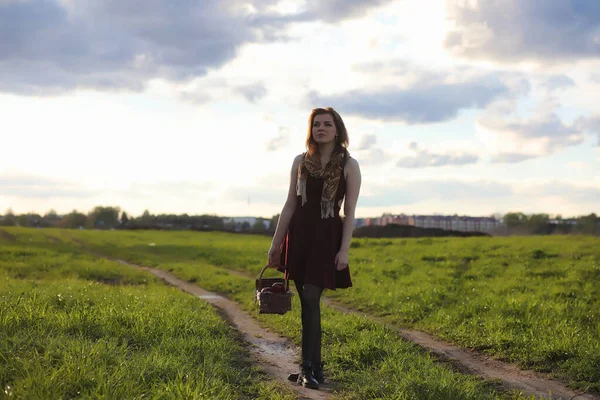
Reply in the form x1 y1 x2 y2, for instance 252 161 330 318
324 299 598 400
223 268 598 400
114 260 335 400
0 228 16 242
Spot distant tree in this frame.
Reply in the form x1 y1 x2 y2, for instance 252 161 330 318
2 208 16 226
15 213 41 227
42 209 61 227
575 213 598 235
269 214 280 232
252 218 267 232
60 210 87 229
121 211 129 225
16 214 28 227
503 212 529 228
87 206 121 229
140 210 152 223
527 213 550 235
241 221 251 231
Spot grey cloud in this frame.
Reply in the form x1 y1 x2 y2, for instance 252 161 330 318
235 83 268 103
357 134 377 150
0 0 253 93
360 180 513 207
308 75 510 124
0 0 397 95
396 143 479 168
520 181 600 203
179 78 268 105
302 0 393 22
540 75 575 91
357 148 386 166
491 153 537 164
0 176 94 198
251 0 394 26
445 0 600 62
574 115 600 146
266 127 290 151
480 112 585 154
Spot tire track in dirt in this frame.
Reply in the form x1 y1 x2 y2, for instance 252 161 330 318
222 268 598 400
323 299 598 400
113 260 336 400
0 228 16 242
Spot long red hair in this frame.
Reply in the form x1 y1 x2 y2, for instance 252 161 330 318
305 107 349 155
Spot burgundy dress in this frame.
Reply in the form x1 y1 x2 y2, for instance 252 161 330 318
282 163 352 290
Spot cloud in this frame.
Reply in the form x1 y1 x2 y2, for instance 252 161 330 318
178 78 268 104
445 0 600 62
235 83 268 103
0 0 394 95
0 0 254 94
266 127 290 151
251 0 394 25
529 181 600 203
357 134 377 150
355 147 387 166
360 179 513 207
574 115 600 146
0 175 93 199
540 75 576 92
396 142 479 168
490 153 537 164
308 74 511 124
479 111 585 158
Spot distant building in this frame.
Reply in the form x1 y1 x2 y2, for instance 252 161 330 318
359 213 504 233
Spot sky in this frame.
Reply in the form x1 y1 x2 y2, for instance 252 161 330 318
1 0 599 219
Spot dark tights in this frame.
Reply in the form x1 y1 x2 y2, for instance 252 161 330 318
294 281 324 364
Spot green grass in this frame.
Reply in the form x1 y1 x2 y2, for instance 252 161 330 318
39 227 600 395
7 228 544 399
0 228 295 400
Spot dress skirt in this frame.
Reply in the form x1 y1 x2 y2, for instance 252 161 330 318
282 171 352 290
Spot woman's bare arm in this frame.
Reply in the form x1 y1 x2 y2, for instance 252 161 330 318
339 157 362 254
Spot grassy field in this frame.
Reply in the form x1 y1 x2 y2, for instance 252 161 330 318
0 229 295 400
0 227 541 399
39 227 600 395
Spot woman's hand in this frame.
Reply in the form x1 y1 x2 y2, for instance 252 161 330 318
267 244 281 268
335 250 349 271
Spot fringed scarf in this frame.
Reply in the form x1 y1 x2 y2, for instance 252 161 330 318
297 147 348 219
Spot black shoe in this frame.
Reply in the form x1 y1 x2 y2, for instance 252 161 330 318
313 361 325 384
297 361 319 389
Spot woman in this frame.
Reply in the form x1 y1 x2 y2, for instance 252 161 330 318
267 107 362 389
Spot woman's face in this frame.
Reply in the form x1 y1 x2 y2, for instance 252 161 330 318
312 113 337 145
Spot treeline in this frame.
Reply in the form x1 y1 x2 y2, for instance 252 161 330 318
502 212 599 235
0 207 598 236
0 207 278 234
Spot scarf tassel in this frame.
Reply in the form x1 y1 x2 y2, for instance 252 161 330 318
298 177 308 206
321 200 335 219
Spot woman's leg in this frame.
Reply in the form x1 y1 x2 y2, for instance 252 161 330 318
295 281 324 363
294 281 324 388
